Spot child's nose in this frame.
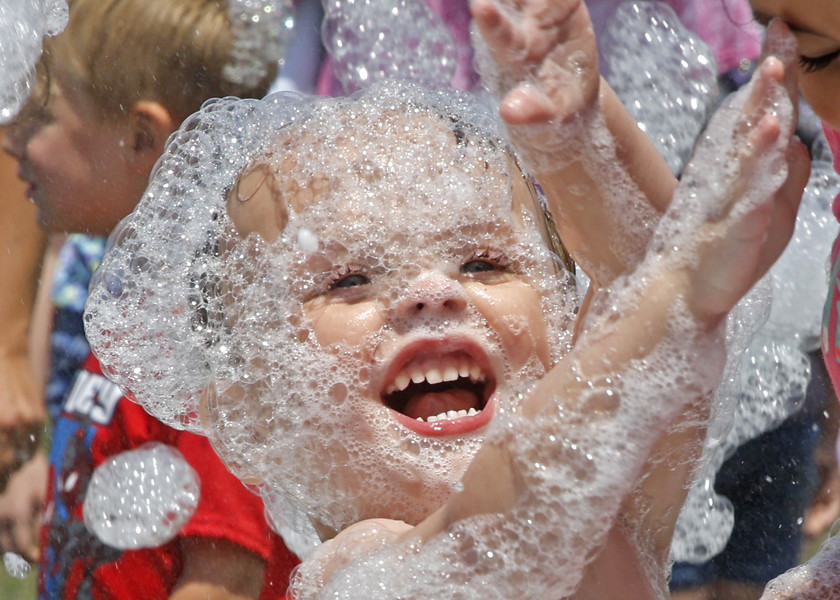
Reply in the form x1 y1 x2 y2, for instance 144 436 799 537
396 271 468 318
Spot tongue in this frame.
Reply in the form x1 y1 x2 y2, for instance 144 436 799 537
402 389 480 420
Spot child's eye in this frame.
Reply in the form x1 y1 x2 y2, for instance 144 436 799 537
329 266 370 290
334 273 369 288
462 259 496 273
799 49 840 73
461 250 511 275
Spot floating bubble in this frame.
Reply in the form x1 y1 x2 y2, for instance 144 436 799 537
83 443 200 550
0 0 67 124
3 552 31 579
322 0 457 94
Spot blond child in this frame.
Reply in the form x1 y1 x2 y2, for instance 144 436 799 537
82 2 807 598
1 0 301 598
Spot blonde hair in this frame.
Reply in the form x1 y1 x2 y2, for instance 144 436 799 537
43 0 277 122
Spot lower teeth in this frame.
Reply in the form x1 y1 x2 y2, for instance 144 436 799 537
417 407 480 423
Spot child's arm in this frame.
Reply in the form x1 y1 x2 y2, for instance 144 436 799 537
0 450 47 562
169 537 266 600
0 135 47 489
471 0 676 286
471 1 805 299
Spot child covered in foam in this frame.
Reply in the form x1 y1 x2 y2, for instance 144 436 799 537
84 1 809 598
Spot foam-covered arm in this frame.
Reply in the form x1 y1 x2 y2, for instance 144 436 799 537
470 0 676 286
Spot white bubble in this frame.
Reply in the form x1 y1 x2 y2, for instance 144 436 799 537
602 2 718 176
224 0 295 86
296 228 319 254
83 443 200 550
3 552 31 579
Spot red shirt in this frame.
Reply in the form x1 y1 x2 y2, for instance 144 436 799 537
39 353 299 599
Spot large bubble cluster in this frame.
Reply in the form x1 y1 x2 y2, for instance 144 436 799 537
86 80 576 536
321 0 458 94
0 0 67 123
82 443 200 550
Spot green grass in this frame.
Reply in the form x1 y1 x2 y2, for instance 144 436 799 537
0 566 36 600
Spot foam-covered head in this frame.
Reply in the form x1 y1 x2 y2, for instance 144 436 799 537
86 81 576 533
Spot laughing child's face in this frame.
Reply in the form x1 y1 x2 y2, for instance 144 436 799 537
205 108 577 535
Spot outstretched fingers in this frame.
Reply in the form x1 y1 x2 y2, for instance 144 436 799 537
729 26 807 278
471 0 583 68
471 0 598 126
673 27 805 325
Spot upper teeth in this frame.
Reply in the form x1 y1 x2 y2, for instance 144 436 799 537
384 359 486 395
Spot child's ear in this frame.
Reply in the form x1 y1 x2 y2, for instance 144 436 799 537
128 100 175 173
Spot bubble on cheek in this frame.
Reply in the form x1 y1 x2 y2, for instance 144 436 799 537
82 443 200 550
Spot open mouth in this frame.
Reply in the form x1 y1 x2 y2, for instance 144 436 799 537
381 345 496 435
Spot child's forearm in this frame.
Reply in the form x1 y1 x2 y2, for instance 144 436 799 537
530 80 676 288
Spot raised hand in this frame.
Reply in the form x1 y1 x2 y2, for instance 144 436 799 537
471 0 598 128
663 19 808 326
